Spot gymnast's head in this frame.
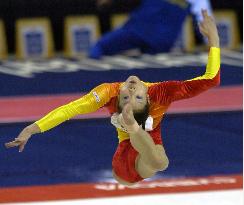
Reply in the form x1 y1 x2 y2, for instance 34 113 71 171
118 76 149 128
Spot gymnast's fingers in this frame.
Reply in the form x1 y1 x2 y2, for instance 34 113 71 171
5 140 21 148
19 141 27 152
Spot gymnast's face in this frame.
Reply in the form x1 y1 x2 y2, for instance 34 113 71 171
119 76 149 112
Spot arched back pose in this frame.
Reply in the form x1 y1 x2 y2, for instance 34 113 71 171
5 10 220 185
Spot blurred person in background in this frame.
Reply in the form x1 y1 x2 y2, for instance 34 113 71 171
5 10 220 186
89 0 213 59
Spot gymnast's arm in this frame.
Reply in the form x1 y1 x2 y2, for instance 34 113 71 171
5 83 116 152
151 9 220 104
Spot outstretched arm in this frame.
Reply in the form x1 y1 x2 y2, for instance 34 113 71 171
35 83 114 133
5 83 119 152
151 10 220 104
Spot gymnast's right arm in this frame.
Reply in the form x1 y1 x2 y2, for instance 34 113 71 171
5 83 117 152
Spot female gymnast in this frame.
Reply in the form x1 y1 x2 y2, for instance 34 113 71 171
5 10 220 185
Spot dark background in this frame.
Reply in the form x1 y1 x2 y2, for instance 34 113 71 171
0 0 242 53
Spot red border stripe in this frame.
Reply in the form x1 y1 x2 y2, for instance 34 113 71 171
0 86 242 123
0 174 242 203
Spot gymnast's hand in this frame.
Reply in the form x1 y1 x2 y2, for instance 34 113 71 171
5 123 40 152
199 9 219 48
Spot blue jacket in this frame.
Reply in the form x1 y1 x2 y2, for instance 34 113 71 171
123 0 190 51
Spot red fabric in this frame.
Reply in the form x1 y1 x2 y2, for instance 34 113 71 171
112 140 143 183
112 130 162 183
106 97 119 114
148 71 220 104
148 124 163 145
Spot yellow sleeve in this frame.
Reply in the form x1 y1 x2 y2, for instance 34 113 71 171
187 47 220 81
35 83 118 132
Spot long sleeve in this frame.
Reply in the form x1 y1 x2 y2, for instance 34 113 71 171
35 83 119 132
149 47 220 104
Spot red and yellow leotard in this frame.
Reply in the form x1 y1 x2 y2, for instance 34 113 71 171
36 47 220 145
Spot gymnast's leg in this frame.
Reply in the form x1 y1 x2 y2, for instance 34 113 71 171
120 104 169 179
131 129 169 178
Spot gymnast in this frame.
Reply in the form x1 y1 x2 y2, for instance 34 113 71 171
5 10 220 185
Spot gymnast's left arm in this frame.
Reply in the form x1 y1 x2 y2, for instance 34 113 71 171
5 83 116 152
